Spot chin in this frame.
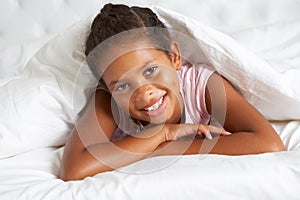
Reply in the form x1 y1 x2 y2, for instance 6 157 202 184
143 112 174 125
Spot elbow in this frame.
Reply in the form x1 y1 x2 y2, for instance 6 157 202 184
58 150 113 181
265 139 286 153
271 141 286 152
58 167 82 182
58 161 87 181
255 128 286 153
58 170 77 182
58 172 71 182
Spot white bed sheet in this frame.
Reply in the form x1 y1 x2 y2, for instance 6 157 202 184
0 121 300 200
1 0 300 199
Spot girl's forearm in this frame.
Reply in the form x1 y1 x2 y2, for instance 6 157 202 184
86 131 163 169
151 131 285 157
60 126 165 181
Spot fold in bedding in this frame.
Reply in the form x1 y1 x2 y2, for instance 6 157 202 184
1 2 300 200
0 121 299 200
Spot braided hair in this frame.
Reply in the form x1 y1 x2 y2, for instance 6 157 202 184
85 3 172 78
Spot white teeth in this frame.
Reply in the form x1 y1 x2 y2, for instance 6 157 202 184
144 96 163 111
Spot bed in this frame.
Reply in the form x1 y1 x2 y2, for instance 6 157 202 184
1 0 300 199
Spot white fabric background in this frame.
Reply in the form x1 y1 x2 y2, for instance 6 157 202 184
1 1 300 199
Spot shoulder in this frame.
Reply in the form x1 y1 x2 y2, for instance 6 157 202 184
177 63 215 91
94 90 117 138
177 63 216 124
177 63 215 81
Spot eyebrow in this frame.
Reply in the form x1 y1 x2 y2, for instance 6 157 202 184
108 59 156 88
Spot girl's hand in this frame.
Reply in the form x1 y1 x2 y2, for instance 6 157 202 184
163 124 231 142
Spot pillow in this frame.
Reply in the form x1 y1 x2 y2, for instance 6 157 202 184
152 6 300 120
0 16 97 158
1 6 299 158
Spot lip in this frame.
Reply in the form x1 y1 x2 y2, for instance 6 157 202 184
142 94 167 117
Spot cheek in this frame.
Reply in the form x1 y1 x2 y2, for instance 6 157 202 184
112 93 135 113
156 69 179 90
113 94 129 109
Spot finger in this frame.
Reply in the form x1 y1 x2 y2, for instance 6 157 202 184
166 124 188 141
175 124 197 140
197 124 213 140
209 125 231 136
221 129 232 135
165 127 178 141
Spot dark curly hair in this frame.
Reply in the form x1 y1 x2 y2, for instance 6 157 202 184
85 3 172 79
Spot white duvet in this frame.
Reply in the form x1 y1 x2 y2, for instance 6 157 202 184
0 145 300 199
1 0 300 199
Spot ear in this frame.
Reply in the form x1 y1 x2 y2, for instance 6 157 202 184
169 41 182 71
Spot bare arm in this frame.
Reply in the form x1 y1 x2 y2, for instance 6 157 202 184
59 91 167 181
59 124 165 181
152 73 285 156
59 74 285 181
58 90 226 181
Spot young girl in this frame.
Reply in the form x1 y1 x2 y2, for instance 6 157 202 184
59 3 285 181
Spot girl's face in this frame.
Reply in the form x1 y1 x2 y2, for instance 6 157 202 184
101 42 183 125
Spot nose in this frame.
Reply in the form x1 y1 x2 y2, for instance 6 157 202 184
131 84 165 109
134 84 156 101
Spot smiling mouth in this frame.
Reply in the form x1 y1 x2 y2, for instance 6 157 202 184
144 96 164 111
142 94 167 117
